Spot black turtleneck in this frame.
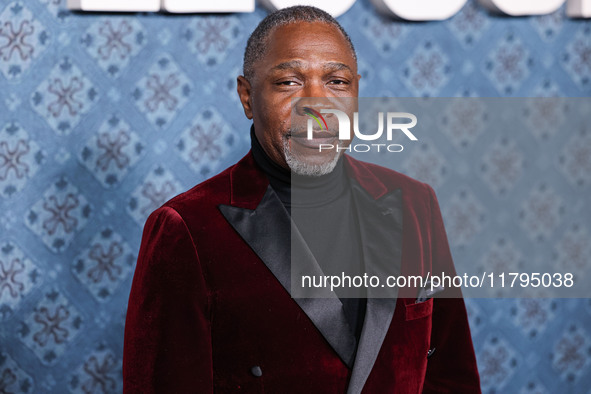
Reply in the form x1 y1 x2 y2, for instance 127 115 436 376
250 128 367 344
250 127 348 209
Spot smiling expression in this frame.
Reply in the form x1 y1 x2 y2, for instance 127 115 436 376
237 21 360 174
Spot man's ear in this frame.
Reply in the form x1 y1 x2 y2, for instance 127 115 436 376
354 73 362 93
237 76 253 120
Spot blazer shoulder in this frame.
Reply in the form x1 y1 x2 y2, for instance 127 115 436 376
158 162 235 218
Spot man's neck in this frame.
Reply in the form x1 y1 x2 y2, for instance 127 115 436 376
250 126 347 208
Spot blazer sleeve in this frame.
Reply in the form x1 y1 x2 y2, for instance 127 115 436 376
123 206 213 393
422 186 481 393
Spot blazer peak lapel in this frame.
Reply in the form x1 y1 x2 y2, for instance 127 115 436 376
346 183 403 394
219 185 357 368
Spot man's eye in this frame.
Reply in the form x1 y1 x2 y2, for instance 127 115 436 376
277 81 298 86
329 80 348 85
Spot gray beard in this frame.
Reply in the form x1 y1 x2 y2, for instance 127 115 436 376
282 137 344 177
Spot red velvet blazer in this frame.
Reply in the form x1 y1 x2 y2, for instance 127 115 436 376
123 152 481 393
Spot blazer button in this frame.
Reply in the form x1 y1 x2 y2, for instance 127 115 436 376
250 365 262 377
427 348 436 358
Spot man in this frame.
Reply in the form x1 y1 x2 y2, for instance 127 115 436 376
123 6 481 393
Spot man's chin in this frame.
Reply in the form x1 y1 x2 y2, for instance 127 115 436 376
284 138 344 177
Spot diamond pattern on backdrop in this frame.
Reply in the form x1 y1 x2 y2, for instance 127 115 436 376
81 18 146 79
19 289 83 366
0 0 590 392
30 58 98 135
25 178 91 253
0 2 49 80
132 54 192 130
0 241 41 321
72 228 135 302
0 122 43 198
79 116 144 188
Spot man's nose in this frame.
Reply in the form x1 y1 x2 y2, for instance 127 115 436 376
301 80 326 98
294 98 333 117
294 82 334 116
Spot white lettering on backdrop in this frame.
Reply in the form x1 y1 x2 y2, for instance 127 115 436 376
67 0 591 19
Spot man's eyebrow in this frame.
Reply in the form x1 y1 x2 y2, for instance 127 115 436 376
270 60 303 72
323 62 353 73
269 61 353 73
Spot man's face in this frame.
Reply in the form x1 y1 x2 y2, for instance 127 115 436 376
237 21 360 175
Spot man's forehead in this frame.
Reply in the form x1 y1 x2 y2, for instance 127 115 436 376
263 22 356 65
270 19 339 33
271 60 353 72
266 21 349 49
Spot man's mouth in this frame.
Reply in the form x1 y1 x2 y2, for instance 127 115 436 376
290 130 336 139
289 130 338 148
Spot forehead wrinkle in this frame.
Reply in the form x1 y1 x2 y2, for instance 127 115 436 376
270 60 353 74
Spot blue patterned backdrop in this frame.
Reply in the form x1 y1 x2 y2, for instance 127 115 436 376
0 0 590 392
